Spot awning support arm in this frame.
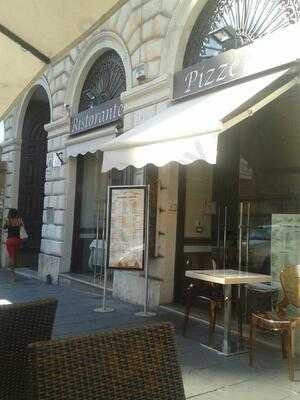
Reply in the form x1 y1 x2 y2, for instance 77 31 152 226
0 23 50 64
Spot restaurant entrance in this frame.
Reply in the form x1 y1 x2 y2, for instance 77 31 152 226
175 84 300 302
71 152 108 275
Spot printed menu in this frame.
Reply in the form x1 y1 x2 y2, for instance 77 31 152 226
108 187 145 269
271 214 300 285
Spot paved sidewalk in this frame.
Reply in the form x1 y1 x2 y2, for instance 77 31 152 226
1 270 300 400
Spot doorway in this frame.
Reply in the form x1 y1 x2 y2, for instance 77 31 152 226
71 152 108 274
18 86 50 268
174 85 300 301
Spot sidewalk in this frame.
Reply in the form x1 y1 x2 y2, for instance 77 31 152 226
1 270 300 400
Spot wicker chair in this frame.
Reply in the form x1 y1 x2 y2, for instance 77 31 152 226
28 322 186 400
0 298 58 400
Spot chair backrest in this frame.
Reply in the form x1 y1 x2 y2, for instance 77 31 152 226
211 258 217 270
280 265 300 308
28 322 186 400
0 298 57 400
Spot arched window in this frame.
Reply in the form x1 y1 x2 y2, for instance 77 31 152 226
79 49 126 112
184 0 300 68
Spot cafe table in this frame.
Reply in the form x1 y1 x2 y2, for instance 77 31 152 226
185 269 271 355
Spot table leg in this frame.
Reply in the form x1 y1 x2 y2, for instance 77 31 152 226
223 284 232 354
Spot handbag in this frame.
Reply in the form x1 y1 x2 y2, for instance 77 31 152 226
20 225 28 240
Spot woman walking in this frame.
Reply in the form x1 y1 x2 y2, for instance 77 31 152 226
4 208 24 281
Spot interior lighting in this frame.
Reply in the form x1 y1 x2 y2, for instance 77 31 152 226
83 89 97 108
209 26 241 51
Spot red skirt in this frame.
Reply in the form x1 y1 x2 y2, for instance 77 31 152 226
6 237 21 259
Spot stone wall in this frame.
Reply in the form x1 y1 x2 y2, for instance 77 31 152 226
1 0 186 306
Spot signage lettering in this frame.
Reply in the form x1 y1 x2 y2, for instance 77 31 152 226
175 52 245 100
173 22 300 100
70 97 124 135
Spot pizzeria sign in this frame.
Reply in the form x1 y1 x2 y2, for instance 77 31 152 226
173 22 300 100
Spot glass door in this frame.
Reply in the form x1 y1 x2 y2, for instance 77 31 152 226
71 152 108 276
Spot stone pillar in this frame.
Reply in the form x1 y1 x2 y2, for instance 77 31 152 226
1 105 22 267
38 118 69 282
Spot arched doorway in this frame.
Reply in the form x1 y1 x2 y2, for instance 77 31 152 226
18 86 50 268
71 49 126 275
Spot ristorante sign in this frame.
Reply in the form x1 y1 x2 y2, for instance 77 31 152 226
173 22 300 100
70 97 124 135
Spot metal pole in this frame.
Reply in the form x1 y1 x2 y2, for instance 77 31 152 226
93 200 101 285
223 206 228 269
245 201 251 316
95 187 114 313
223 284 232 355
93 200 101 310
100 201 105 286
217 205 221 264
238 202 243 299
135 185 156 317
245 202 251 273
238 202 243 273
217 206 221 248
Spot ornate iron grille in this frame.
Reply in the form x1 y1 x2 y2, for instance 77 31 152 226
184 0 300 67
79 50 126 112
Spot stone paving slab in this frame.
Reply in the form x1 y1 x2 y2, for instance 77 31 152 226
0 269 299 400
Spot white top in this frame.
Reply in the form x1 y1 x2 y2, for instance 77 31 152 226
185 269 271 285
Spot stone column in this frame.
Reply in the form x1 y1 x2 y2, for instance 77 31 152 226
38 118 70 282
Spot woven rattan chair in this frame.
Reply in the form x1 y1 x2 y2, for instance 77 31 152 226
0 297 58 400
28 322 186 400
249 265 300 381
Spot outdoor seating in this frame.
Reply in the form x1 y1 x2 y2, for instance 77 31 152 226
183 259 243 342
249 265 300 381
0 297 58 400
27 322 186 400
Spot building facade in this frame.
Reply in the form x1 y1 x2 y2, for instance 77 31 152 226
2 0 300 307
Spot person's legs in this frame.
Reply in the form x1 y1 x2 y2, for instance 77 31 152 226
10 252 17 281
5 238 20 282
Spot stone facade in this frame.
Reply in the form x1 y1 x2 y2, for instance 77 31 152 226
3 0 299 308
0 0 219 307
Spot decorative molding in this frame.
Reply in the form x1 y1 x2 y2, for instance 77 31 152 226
161 0 209 74
1 138 22 152
121 74 172 114
79 50 126 112
65 31 132 115
44 117 70 138
184 0 300 67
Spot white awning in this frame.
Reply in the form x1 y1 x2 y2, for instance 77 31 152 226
66 134 113 159
0 0 126 119
101 69 294 172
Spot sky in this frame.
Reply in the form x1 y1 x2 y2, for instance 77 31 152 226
0 121 4 144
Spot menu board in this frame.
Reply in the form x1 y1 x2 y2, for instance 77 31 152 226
271 214 300 285
107 186 147 270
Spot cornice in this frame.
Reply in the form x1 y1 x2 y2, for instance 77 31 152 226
1 138 22 152
121 74 172 114
45 117 70 139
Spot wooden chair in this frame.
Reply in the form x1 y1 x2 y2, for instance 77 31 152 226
0 298 58 400
183 259 243 342
249 265 300 381
246 283 279 319
28 323 186 400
